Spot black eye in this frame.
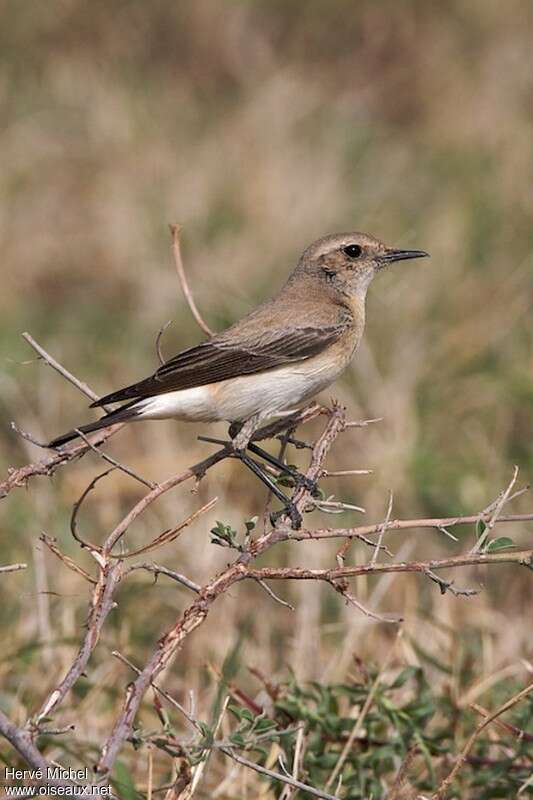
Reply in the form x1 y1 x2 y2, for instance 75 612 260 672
343 244 362 259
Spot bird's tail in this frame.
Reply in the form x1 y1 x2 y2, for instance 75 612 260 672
47 401 141 449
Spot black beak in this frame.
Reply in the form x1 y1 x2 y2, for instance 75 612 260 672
379 248 429 266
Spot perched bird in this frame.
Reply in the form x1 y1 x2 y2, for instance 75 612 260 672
48 232 428 523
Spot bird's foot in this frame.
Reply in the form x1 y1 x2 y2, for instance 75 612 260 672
277 469 321 499
270 502 302 530
294 474 319 495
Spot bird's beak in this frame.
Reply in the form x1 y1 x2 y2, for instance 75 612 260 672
378 248 429 268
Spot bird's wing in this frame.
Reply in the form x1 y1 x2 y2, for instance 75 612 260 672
90 320 348 408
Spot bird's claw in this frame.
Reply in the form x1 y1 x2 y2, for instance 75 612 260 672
296 475 319 496
270 502 302 530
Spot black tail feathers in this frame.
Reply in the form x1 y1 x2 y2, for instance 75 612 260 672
47 402 140 449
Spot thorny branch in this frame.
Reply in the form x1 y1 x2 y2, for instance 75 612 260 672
0 562 27 574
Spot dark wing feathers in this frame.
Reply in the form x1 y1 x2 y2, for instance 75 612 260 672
90 323 346 408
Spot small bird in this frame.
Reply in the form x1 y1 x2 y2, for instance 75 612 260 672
48 232 428 523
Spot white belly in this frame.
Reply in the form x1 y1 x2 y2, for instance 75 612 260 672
135 350 347 424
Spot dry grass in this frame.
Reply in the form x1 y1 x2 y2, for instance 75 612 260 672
1 2 532 796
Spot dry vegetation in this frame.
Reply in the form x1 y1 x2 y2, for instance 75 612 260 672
1 2 532 797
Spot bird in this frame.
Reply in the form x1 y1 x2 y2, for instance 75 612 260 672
48 231 428 525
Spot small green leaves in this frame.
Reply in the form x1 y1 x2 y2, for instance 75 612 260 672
210 517 260 550
111 761 140 800
477 520 516 554
244 516 258 533
210 520 238 548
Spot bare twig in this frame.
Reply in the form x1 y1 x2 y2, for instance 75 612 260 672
155 320 173 365
111 497 218 558
424 568 478 597
344 417 383 428
126 563 201 593
255 579 295 611
169 224 214 338
75 428 156 489
311 498 366 514
23 407 322 751
242 548 533 583
329 578 402 623
321 468 373 477
287 512 533 543
34 560 124 722
0 562 27 574
370 489 393 565
471 465 519 553
111 650 200 730
1 424 124 500
22 331 107 407
470 701 533 743
214 746 339 800
70 469 115 552
40 533 96 585
10 421 50 449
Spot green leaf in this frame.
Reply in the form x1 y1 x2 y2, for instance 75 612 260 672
210 520 238 547
111 761 140 800
388 665 420 689
197 720 213 742
486 537 515 552
254 717 278 733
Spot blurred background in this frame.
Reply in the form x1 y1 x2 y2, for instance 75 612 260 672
1 0 532 794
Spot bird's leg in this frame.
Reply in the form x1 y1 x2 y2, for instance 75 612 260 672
197 427 302 528
228 419 302 529
228 421 317 493
198 433 317 496
230 420 319 498
228 416 259 451
246 441 318 495
233 450 302 529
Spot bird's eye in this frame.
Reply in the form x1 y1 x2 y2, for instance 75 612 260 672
343 244 362 259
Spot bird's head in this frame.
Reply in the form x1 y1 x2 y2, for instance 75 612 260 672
296 232 429 299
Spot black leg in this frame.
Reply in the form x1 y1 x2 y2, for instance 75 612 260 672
235 451 302 529
237 452 290 504
198 434 310 530
197 434 231 447
199 435 316 493
197 435 302 529
246 442 317 494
